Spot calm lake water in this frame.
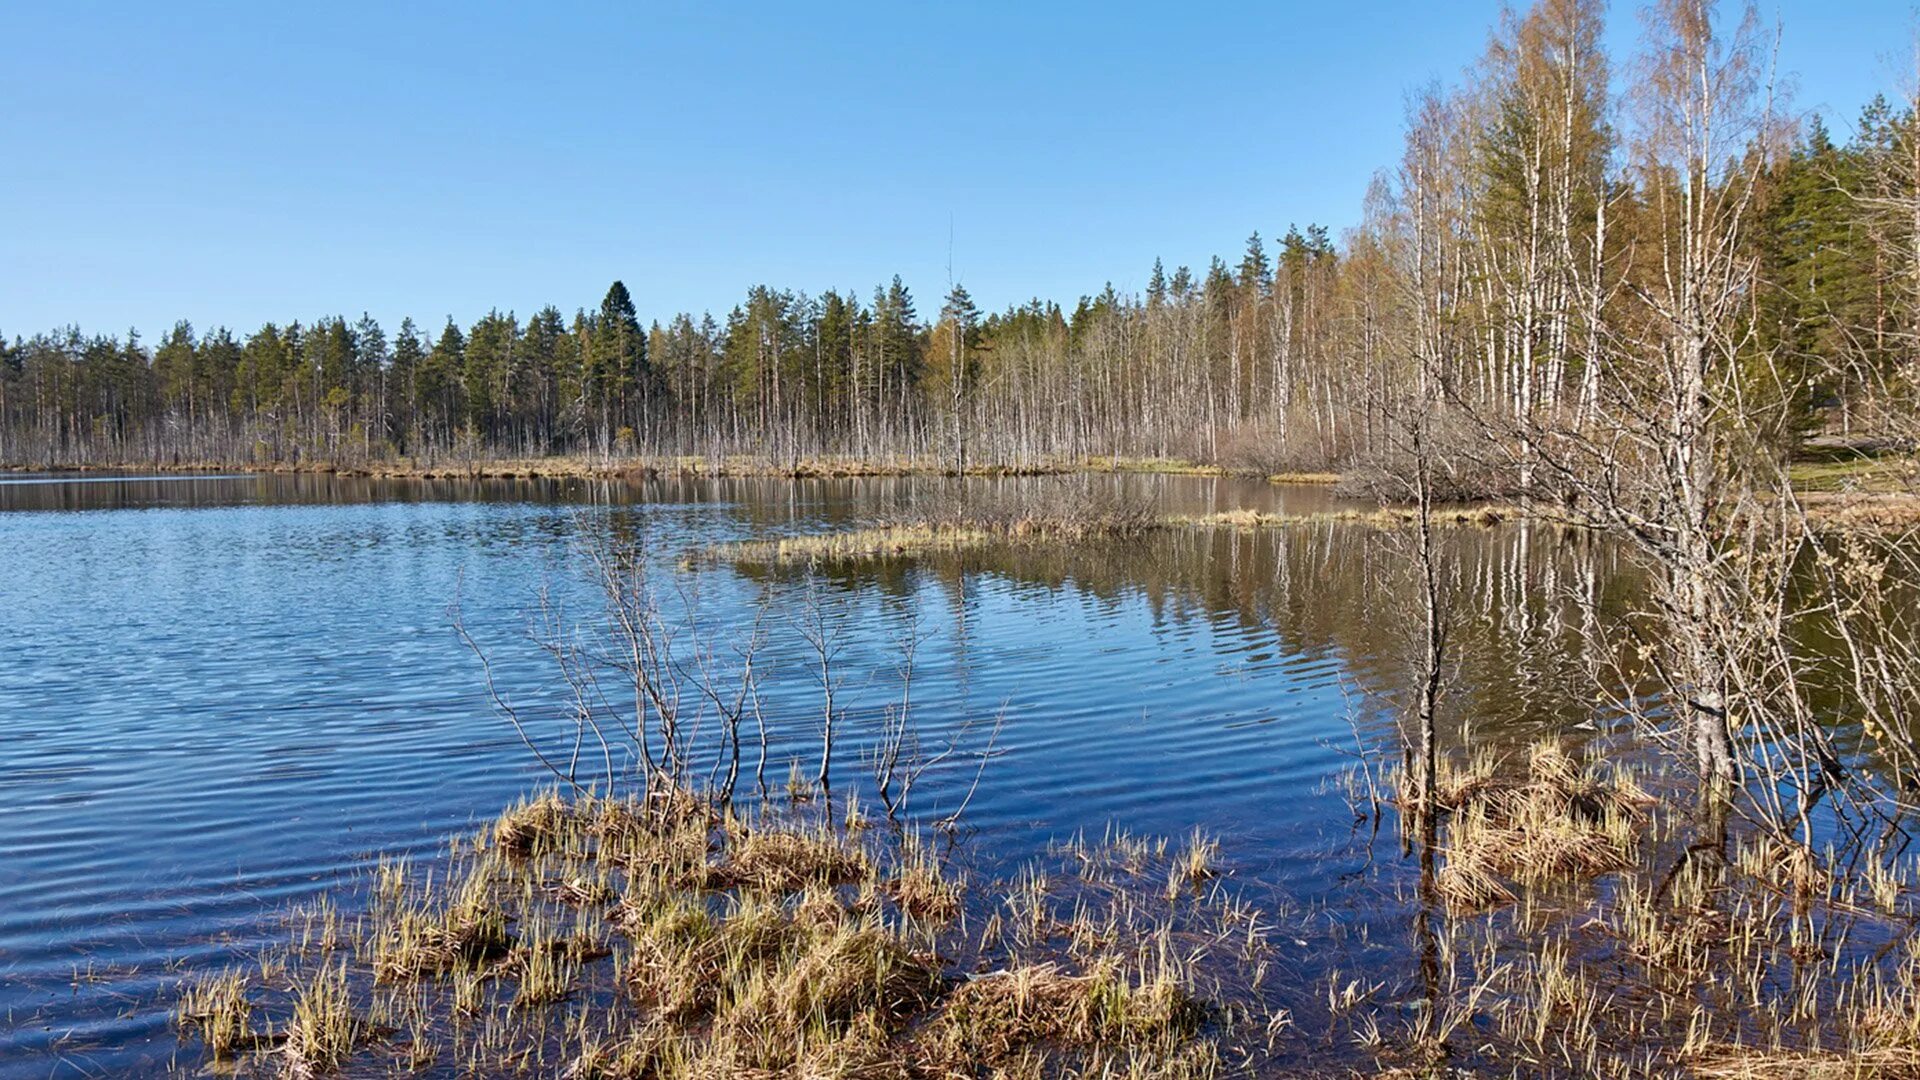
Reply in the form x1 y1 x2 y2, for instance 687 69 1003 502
0 472 1637 1077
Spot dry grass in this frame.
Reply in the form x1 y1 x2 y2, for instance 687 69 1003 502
887 835 962 922
708 500 1552 567
1797 491 1920 532
1691 1046 1920 1079
1313 734 1920 1078
1177 503 1549 531
175 967 255 1059
711 817 873 892
929 959 1205 1066
179 786 1266 1078
1171 827 1221 893
183 737 1920 1080
711 522 1007 563
1415 740 1650 915
706 487 1160 564
491 790 572 855
369 863 513 981
282 960 361 1076
84 452 1279 482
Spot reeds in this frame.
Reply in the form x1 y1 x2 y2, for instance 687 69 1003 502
1311 735 1920 1078
708 494 1159 565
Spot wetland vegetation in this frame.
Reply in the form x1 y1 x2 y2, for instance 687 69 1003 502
11 1 1920 1077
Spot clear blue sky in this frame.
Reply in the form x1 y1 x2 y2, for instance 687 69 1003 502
3 1 1916 341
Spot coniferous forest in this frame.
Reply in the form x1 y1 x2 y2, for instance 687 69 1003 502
6 2 1917 477
20 4 1920 1077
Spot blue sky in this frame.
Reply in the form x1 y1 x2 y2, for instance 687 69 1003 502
4 1 1916 340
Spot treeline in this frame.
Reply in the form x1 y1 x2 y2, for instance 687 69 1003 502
2 0 1917 473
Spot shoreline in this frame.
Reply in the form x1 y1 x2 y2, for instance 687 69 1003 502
6 455 1913 533
0 453 1344 485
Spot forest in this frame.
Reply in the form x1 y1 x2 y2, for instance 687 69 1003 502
19 2 1920 1076
4 0 1917 480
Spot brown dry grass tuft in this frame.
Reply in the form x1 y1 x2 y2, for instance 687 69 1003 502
712 818 873 892
281 960 361 1077
1420 741 1650 914
492 791 571 856
175 968 255 1059
178 784 1266 1078
927 959 1206 1069
1691 1046 1920 1079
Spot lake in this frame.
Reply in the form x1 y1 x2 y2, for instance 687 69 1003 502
0 472 1635 1077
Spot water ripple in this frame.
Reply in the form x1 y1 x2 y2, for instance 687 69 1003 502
0 473 1615 1078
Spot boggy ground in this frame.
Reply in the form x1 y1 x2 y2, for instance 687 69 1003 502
701 490 1920 571
699 504 1573 568
1334 743 1920 1079
175 741 1920 1079
175 786 1277 1078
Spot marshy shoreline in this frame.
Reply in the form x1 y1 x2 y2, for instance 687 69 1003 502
11 450 1913 535
156 486 1920 1079
5 459 1918 1077
0 452 1343 486
177 785 1270 1079
171 739 1920 1079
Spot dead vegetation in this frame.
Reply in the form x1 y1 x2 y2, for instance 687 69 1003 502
171 673 1920 1079
175 968 257 1059
1417 741 1651 915
1175 504 1546 531
1300 738 1920 1078
709 495 1920 569
704 494 1554 568
174 788 1269 1077
706 484 1161 565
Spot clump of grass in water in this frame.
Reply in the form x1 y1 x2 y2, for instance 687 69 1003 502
931 956 1207 1066
1314 737 1920 1078
887 831 962 922
175 967 255 1059
1403 739 1652 915
282 959 360 1076
704 483 1161 565
178 786 1273 1077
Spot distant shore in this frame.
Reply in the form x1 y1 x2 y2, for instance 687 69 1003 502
0 453 1344 485
8 452 1915 533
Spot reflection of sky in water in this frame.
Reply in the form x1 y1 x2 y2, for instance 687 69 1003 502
0 474 1630 1077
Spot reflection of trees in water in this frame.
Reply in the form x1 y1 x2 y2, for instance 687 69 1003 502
0 470 1315 517
8 473 1677 763
736 521 1651 755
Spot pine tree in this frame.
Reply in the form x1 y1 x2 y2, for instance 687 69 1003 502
388 318 424 448
153 321 196 421
590 281 649 449
420 318 466 444
1238 233 1271 293
936 283 981 468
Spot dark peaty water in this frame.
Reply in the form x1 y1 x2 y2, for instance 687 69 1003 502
0 472 1633 1077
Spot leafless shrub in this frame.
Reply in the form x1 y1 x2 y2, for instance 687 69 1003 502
1216 416 1340 477
904 479 1158 541
456 519 770 806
